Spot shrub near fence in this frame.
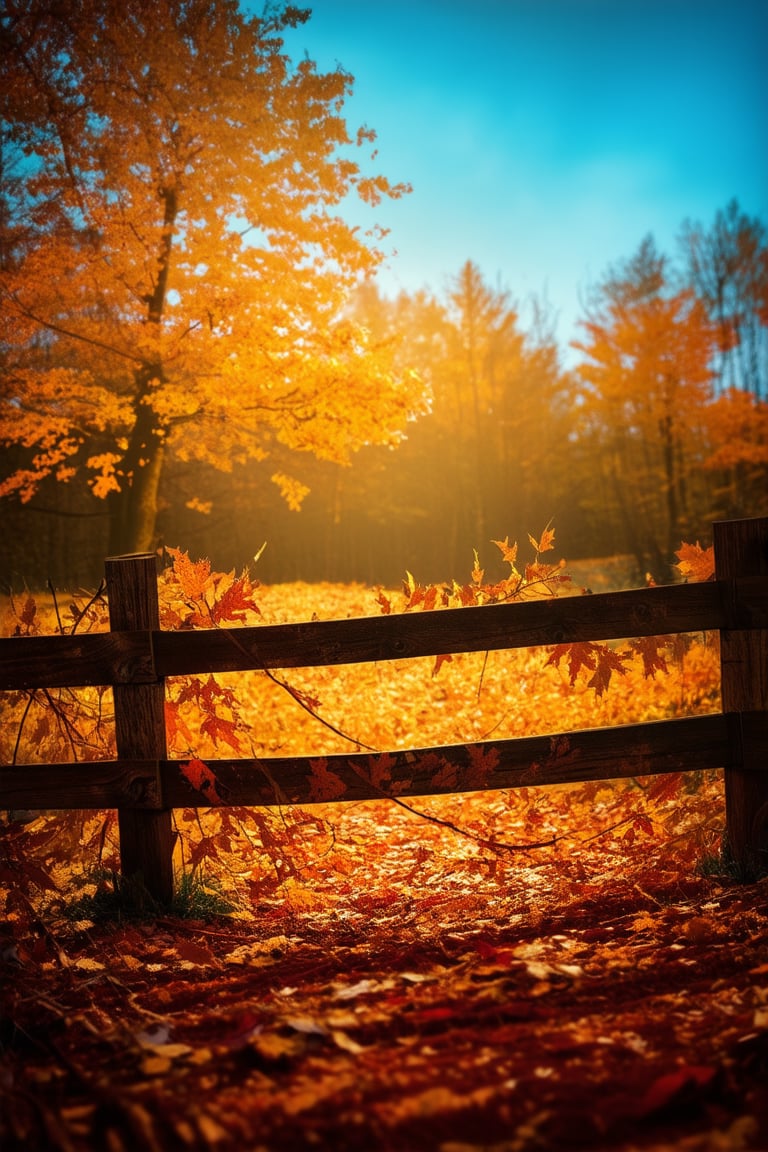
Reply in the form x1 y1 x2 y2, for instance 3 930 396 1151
1 517 767 904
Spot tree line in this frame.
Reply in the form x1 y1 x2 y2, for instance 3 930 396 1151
1 1 766 591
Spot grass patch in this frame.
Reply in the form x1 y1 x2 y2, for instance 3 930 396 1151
61 869 235 922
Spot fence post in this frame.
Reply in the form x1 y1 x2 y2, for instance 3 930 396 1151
713 516 768 878
105 553 174 905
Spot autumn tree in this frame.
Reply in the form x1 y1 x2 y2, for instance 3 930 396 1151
677 201 768 516
0 0 420 555
678 198 767 398
574 236 716 575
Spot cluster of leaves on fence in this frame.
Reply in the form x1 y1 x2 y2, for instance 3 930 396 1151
0 531 722 935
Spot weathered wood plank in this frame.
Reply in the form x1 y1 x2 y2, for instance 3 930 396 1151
3 578 767 690
716 518 768 877
0 630 154 689
6 713 763 811
161 712 759 807
0 760 163 810
106 554 174 903
151 578 766 674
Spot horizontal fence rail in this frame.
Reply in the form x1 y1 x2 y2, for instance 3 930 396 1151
1 516 767 902
3 713 767 814
3 577 768 690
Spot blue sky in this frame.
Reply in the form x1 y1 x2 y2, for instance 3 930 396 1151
280 0 767 356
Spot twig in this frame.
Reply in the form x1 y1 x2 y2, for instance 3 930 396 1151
221 626 380 752
345 760 561 855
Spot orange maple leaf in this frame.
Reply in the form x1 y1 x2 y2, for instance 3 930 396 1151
587 646 630 696
492 537 518 567
674 541 715 583
528 525 556 554
165 546 212 601
546 641 597 684
547 641 629 696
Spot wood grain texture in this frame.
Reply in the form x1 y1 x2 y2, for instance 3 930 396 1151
3 578 767 689
0 760 163 810
0 631 154 689
715 518 768 877
105 553 174 903
6 713 764 811
151 581 755 676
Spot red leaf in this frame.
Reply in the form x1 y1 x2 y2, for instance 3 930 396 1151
475 939 499 960
466 743 500 789
211 573 260 624
376 590 392 615
200 713 242 753
189 834 222 867
20 596 38 633
587 646 630 697
631 636 670 679
308 759 347 802
637 1065 716 1117
646 774 682 805
174 939 219 967
546 641 596 684
632 813 655 837
180 758 226 805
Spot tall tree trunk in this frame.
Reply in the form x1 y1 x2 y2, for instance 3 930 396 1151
106 183 177 556
108 400 166 555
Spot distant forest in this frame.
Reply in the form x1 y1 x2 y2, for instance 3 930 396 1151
4 205 768 592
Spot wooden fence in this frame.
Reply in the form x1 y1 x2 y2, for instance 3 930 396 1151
2 516 767 903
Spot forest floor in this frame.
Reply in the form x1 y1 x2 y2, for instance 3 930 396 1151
2 790 767 1152
2 558 767 1150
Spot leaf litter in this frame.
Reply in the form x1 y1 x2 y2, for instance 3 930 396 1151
2 776 767 1152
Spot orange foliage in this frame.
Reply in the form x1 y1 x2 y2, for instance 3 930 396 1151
1 2 422 548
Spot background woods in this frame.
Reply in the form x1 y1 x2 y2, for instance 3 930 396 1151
1 1 767 591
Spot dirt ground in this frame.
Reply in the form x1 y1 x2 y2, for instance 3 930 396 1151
2 860 767 1152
